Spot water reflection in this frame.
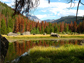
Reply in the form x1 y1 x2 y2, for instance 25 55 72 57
5 39 83 62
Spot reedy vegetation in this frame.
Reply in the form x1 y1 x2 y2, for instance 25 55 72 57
18 45 84 63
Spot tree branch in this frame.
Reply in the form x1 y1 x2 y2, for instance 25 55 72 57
76 0 80 22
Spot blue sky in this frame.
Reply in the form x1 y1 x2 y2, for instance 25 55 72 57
0 0 84 20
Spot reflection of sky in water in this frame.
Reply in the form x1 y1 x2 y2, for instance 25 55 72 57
5 39 83 62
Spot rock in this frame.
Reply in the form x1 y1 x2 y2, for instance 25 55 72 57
51 32 60 38
7 32 19 36
82 40 84 43
33 33 36 35
0 34 9 63
22 31 30 35
43 33 46 35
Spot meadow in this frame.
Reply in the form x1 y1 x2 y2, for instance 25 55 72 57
2 34 84 40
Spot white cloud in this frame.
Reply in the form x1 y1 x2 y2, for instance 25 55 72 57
0 0 10 2
78 10 84 16
0 0 15 6
36 14 56 20
41 10 47 12
38 0 78 8
36 14 47 19
37 0 84 18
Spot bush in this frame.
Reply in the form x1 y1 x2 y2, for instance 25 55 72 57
62 31 66 34
17 32 21 35
66 32 71 34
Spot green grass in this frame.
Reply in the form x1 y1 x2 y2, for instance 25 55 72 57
61 36 84 38
17 45 84 63
2 34 84 40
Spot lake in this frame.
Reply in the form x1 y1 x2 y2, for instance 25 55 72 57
5 39 84 63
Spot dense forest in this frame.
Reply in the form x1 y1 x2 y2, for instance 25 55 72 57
0 1 84 35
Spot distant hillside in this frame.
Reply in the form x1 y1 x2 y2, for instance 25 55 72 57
0 1 41 22
0 1 34 21
26 14 41 22
0 1 34 34
52 16 83 24
0 1 14 17
43 19 55 22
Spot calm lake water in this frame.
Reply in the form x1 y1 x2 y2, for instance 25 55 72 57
5 39 84 62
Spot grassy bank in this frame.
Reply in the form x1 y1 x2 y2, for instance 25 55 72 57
18 45 84 63
2 34 84 40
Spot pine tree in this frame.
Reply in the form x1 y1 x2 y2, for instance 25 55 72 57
54 26 58 33
7 18 13 33
50 26 54 33
36 27 40 34
1 19 7 34
82 21 84 32
77 22 82 33
73 21 77 32
60 22 64 32
45 26 50 34
64 23 69 32
41 26 44 34
69 21 73 32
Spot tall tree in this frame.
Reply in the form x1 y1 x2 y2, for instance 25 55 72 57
64 23 69 32
77 22 82 33
69 21 73 32
73 21 77 32
82 21 84 32
60 22 64 32
14 0 40 15
1 19 7 34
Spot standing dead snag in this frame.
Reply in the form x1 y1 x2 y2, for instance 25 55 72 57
14 0 40 15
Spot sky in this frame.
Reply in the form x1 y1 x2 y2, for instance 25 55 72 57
0 0 84 20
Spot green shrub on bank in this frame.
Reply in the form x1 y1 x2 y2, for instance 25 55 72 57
18 45 84 63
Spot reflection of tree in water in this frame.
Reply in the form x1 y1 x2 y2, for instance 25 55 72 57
5 40 82 62
13 41 25 56
13 40 81 56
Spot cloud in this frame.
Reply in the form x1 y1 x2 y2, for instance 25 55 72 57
38 0 78 8
36 0 84 19
41 10 47 12
36 14 56 20
0 0 10 2
1 0 84 20
36 14 47 19
0 0 14 7
78 10 84 16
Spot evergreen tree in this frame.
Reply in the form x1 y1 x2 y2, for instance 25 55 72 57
7 18 13 33
77 22 82 33
36 27 40 34
65 25 69 32
1 19 7 34
54 26 58 33
50 26 54 33
73 21 77 32
69 21 73 32
31 27 40 34
44 26 50 34
41 26 44 34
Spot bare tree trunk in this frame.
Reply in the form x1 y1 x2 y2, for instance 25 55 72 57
76 0 80 22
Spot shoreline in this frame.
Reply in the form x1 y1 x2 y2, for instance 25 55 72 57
2 34 84 38
2 34 84 42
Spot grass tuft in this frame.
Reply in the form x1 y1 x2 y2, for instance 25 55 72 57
18 45 84 63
